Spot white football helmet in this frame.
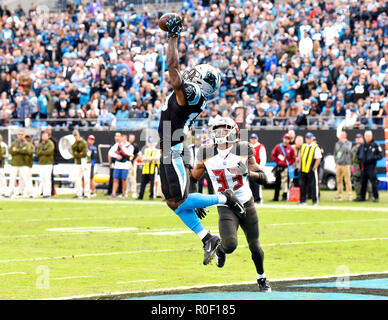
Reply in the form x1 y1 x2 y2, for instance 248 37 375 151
182 64 221 99
210 117 239 145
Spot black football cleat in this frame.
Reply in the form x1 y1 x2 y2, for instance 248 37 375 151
203 235 220 265
221 189 246 219
215 250 226 268
257 278 272 292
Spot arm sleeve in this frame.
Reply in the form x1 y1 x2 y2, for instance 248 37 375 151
271 146 278 163
314 146 323 159
72 144 80 159
108 144 119 159
375 144 384 160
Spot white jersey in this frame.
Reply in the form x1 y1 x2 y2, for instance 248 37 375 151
108 142 134 170
196 141 253 205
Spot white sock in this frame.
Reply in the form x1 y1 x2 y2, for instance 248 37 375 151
197 229 208 240
257 273 266 279
218 194 227 204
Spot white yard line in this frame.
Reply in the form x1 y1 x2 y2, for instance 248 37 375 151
1 237 387 264
0 214 172 224
0 272 26 276
52 276 93 280
117 279 156 284
1 216 387 239
267 218 388 226
48 270 388 300
7 198 388 212
46 227 138 233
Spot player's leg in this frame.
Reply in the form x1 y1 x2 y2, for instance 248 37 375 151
239 200 271 292
160 157 220 265
214 205 240 268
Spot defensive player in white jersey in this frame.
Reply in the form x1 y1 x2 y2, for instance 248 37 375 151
190 118 271 292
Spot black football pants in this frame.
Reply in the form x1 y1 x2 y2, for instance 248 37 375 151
217 199 264 275
360 165 379 200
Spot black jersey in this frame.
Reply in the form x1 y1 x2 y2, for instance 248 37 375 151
158 81 206 150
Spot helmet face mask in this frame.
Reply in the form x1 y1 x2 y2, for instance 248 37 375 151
182 64 221 99
210 118 239 145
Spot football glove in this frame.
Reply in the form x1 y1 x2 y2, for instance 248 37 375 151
166 17 183 39
237 161 249 177
255 170 268 185
194 208 208 220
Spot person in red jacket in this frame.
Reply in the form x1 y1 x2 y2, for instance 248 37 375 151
271 133 296 201
249 133 267 204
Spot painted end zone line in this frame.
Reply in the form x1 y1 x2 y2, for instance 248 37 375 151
48 271 388 300
1 237 387 264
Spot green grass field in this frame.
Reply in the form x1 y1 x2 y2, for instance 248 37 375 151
0 189 387 300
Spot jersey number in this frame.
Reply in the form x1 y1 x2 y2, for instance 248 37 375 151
212 168 243 192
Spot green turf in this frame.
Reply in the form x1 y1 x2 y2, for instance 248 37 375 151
0 189 387 299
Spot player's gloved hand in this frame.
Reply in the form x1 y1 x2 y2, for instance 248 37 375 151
255 170 268 185
237 161 249 177
166 17 183 39
194 208 208 219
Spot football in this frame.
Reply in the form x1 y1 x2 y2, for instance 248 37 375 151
158 12 183 32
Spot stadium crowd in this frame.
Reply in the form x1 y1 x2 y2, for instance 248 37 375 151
0 0 386 130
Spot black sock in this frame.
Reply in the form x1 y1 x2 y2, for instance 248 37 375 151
202 233 212 245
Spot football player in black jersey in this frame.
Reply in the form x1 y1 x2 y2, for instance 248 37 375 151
158 16 245 265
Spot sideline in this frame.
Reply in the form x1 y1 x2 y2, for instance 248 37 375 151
47 271 388 300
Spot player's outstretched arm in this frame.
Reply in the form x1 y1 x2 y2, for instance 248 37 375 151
167 37 185 106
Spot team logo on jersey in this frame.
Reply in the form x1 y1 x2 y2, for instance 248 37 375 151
203 71 217 90
184 84 196 100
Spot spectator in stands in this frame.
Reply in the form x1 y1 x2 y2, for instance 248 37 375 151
0 0 385 133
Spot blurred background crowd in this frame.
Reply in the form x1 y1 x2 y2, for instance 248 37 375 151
0 0 387 130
